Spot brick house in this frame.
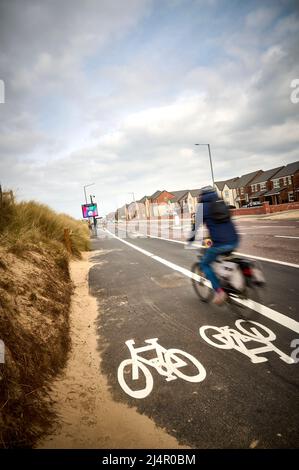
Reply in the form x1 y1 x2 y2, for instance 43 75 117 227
148 190 176 216
247 166 283 205
234 170 263 207
136 195 152 218
149 190 175 205
264 161 299 204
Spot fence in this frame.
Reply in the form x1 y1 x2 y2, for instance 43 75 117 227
231 201 299 216
0 185 14 208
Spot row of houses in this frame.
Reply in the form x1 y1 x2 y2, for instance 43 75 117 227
110 160 299 220
215 160 299 208
113 188 202 220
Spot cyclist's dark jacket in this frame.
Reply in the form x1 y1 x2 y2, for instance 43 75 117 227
196 190 239 247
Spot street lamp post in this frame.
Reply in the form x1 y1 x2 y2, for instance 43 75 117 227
90 194 97 234
195 143 215 187
83 183 95 235
83 183 95 204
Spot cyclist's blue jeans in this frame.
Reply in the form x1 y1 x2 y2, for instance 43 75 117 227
199 243 238 291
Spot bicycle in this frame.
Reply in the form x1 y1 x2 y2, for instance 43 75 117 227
191 239 266 304
117 338 206 399
199 319 294 364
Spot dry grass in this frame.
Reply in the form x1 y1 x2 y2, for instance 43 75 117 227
0 194 90 257
0 192 90 448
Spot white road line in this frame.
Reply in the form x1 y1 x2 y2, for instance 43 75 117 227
106 230 299 334
237 225 296 229
133 233 299 269
275 235 299 239
234 252 299 269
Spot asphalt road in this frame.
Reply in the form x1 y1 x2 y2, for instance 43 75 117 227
109 218 299 264
89 227 299 449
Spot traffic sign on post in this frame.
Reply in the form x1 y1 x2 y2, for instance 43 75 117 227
81 203 98 218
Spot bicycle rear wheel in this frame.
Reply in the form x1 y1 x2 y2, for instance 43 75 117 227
117 359 153 399
191 262 213 302
244 281 266 304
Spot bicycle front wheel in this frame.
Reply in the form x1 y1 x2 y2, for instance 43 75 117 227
235 319 276 342
191 262 213 302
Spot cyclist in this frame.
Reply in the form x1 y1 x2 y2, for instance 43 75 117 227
187 186 239 305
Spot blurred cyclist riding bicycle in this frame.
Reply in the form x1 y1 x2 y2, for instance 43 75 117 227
187 186 239 305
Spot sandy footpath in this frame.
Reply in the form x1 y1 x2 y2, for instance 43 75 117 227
38 252 186 449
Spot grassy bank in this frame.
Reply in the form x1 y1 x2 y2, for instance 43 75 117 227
0 192 90 447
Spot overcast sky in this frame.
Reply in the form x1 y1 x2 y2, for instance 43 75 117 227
0 0 298 217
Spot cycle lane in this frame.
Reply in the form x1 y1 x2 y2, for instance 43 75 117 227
90 236 299 448
113 228 299 318
102 229 299 350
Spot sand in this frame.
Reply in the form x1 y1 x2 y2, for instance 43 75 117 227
38 252 186 449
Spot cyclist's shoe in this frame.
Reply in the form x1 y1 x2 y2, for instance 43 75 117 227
212 288 227 305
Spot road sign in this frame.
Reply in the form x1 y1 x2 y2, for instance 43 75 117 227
82 203 98 218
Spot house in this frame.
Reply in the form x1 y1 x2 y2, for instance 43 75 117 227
168 190 190 213
214 180 227 199
234 170 263 207
167 189 202 215
189 189 202 212
137 195 151 218
264 161 299 204
247 166 283 205
149 190 175 205
115 204 128 220
127 201 136 220
148 190 175 216
215 177 240 207
149 190 162 202
136 191 162 217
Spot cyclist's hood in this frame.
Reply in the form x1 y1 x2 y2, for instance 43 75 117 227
200 189 218 203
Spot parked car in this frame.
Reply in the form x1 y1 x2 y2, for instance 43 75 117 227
243 201 262 208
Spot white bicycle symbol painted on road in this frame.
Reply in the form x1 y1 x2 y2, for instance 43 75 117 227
117 338 206 399
199 320 295 364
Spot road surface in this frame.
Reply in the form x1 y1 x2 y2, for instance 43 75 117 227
89 222 299 448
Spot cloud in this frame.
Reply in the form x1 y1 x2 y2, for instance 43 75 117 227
246 6 280 29
0 0 298 217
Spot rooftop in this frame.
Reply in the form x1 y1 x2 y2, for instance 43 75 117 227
271 161 299 179
169 189 189 202
149 190 162 200
234 170 262 188
250 166 284 184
